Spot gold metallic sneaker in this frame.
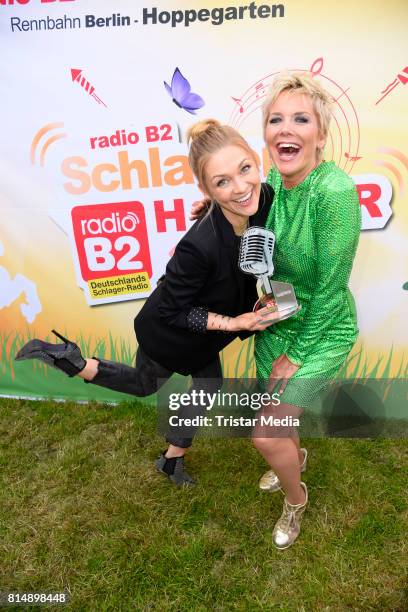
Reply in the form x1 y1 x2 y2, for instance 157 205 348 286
258 448 308 492
272 482 308 550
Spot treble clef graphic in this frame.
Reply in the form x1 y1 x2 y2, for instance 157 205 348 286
309 57 324 78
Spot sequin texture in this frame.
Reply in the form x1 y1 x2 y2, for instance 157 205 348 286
187 306 208 334
255 162 361 408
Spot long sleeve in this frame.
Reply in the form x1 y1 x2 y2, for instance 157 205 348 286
285 175 361 366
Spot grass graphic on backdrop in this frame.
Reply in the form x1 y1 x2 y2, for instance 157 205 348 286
3 331 407 405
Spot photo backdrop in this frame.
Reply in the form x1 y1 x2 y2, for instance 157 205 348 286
1 0 407 407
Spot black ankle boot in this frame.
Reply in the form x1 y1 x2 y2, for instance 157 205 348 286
155 453 196 486
15 329 87 377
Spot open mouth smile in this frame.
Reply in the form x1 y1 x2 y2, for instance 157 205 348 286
277 142 301 161
233 190 253 205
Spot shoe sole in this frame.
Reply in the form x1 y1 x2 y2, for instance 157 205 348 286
261 484 282 493
273 538 299 550
155 464 196 486
259 450 308 492
169 474 196 486
15 340 47 360
15 339 60 361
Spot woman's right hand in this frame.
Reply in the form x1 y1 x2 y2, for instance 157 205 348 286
190 198 211 220
229 307 282 332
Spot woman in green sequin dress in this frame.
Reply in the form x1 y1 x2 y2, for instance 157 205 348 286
252 72 361 549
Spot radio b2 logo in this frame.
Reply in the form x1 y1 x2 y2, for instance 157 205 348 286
71 201 152 281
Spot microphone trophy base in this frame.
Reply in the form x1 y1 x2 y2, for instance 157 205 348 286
254 280 300 324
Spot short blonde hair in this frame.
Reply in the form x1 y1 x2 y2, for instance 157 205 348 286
187 119 257 194
262 72 332 161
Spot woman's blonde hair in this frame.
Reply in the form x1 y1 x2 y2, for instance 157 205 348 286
262 71 333 161
187 119 257 194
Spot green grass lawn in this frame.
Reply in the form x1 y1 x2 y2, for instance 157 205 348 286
0 397 407 611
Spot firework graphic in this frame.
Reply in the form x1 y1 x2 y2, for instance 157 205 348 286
70 68 107 107
375 66 408 106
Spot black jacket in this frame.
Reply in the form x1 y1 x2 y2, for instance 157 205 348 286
134 183 273 374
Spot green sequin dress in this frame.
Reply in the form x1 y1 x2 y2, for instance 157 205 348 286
255 161 361 408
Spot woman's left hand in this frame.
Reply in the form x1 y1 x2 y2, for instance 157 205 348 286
190 198 211 220
268 354 300 395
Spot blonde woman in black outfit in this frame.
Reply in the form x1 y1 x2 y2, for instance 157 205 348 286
16 120 278 485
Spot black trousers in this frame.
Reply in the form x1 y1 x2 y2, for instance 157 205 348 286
89 347 223 448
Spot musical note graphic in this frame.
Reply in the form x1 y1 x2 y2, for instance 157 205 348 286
70 68 107 107
345 152 362 162
310 57 324 78
375 65 408 105
231 96 244 113
332 87 350 104
255 82 265 98
229 62 360 175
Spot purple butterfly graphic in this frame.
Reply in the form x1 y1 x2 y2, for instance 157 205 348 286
164 67 205 115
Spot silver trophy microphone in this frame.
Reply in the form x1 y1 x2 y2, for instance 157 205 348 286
239 227 300 322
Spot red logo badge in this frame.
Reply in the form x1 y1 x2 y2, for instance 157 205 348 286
71 201 152 281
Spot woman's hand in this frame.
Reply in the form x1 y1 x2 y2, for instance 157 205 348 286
229 307 282 332
268 354 300 394
190 198 211 220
